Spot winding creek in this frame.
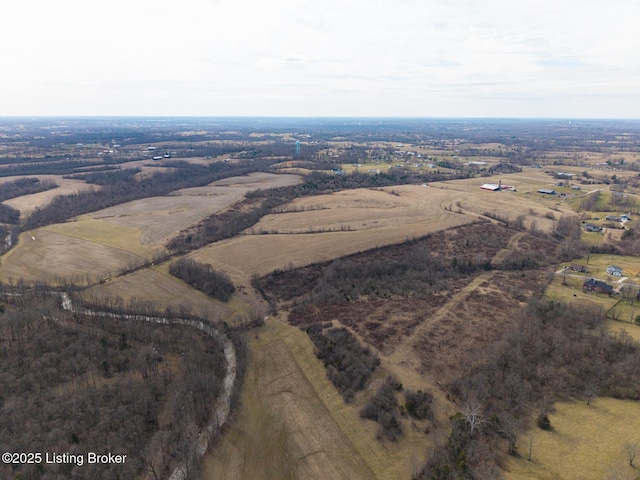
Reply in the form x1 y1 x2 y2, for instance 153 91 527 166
60 293 237 480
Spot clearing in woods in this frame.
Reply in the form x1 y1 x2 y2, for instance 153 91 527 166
0 228 143 283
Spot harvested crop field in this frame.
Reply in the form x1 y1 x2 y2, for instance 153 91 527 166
251 185 461 234
0 229 142 283
81 267 238 321
191 186 473 279
88 172 302 245
4 174 93 215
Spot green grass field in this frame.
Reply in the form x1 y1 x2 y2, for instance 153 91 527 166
505 398 640 480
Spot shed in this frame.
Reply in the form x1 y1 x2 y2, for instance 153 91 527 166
537 188 557 195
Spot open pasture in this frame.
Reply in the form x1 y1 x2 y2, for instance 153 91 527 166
430 172 579 232
0 172 302 284
505 398 640 480
190 186 474 279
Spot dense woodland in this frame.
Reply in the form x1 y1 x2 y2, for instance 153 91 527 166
0 289 235 480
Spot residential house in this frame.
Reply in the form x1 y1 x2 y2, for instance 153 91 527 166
607 265 623 277
583 278 613 295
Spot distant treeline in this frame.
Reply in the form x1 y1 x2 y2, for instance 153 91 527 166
0 159 111 177
169 258 235 302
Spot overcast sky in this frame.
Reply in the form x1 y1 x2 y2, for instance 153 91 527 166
2 0 639 118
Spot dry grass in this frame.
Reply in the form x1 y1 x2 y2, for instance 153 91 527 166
607 319 640 341
252 186 452 234
429 171 582 233
200 317 435 480
504 398 640 480
0 173 303 284
87 172 302 245
191 186 473 280
45 218 154 257
3 174 94 215
81 267 240 321
0 229 143 284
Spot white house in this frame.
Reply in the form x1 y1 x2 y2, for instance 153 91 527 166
607 265 623 277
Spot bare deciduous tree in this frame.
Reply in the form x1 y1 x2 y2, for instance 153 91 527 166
462 400 486 435
624 441 639 466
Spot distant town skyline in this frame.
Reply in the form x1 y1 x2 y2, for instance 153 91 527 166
2 0 639 118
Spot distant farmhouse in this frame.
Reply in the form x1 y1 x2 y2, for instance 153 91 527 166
606 265 623 277
555 172 577 180
480 180 516 192
583 278 614 295
584 223 602 233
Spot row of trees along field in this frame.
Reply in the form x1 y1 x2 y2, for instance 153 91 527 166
167 168 467 253
22 159 276 230
0 287 246 480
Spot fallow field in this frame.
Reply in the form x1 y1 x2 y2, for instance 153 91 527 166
189 185 474 280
